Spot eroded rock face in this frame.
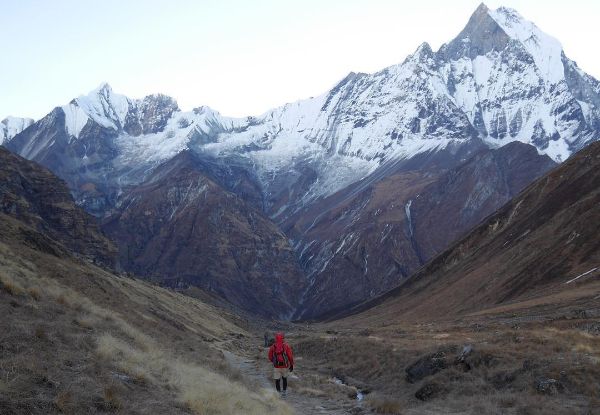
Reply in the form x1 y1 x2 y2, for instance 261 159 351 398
341 141 600 322
0 147 116 267
123 94 180 136
290 142 555 319
102 151 305 318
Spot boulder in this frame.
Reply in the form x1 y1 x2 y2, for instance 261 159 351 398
405 351 447 383
535 377 564 395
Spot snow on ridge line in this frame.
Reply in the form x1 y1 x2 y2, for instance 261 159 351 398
76 83 130 130
488 7 565 83
0 116 34 144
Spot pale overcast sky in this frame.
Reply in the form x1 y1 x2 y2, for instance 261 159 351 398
2 0 599 120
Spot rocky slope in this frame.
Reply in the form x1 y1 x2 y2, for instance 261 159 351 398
0 147 116 267
289 142 556 318
341 141 600 321
0 206 292 415
102 151 305 318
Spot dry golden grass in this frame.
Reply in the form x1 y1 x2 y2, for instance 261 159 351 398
96 332 292 415
292 312 600 415
102 385 123 410
0 237 294 415
0 273 26 296
368 394 404 414
53 390 73 412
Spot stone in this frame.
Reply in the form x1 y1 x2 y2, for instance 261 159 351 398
535 377 564 395
405 352 447 383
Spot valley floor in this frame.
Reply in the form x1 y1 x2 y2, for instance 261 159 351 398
1 210 599 414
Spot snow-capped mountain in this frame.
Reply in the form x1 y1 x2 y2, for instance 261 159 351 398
0 116 33 145
7 4 600 220
4 4 600 317
62 82 180 139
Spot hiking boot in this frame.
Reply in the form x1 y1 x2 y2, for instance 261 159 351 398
281 390 287 398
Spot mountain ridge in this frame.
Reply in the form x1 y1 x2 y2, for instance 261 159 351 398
3 3 599 318
332 140 600 322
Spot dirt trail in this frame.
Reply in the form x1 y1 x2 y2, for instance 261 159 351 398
222 348 364 415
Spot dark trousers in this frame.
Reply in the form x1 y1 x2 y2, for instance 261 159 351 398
275 377 287 391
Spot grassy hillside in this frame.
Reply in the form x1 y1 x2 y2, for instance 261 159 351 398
0 213 292 415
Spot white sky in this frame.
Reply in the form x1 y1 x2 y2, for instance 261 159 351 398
2 0 599 120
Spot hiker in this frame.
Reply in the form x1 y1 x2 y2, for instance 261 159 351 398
267 332 294 397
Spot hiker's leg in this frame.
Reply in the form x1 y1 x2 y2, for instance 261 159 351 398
282 377 287 391
275 379 281 392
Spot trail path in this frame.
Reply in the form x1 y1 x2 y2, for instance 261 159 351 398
222 348 364 415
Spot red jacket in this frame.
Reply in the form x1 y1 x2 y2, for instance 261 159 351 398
268 333 294 368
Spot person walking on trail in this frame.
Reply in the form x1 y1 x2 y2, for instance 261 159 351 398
268 332 294 397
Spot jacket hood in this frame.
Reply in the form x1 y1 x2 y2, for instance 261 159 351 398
275 332 284 344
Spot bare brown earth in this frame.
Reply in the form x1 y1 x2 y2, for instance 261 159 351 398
0 147 116 267
335 141 600 322
3 217 598 415
287 142 555 319
103 151 306 319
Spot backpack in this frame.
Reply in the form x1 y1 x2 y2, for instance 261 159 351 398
272 343 289 367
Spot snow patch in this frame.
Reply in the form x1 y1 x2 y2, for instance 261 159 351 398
488 7 565 83
62 103 90 139
565 267 598 284
0 116 34 144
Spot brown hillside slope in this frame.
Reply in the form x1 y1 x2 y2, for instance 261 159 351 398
0 212 292 415
287 142 555 319
0 147 116 267
103 151 305 319
339 141 600 322
0 148 293 414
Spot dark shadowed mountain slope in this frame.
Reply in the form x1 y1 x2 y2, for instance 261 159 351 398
338 141 600 322
102 151 305 319
410 141 557 260
0 147 116 267
290 142 555 319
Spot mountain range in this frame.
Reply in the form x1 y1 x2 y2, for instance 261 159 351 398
2 3 599 318
337 140 600 322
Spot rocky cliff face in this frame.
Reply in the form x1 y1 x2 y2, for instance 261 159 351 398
102 151 305 318
341 141 600 321
409 141 557 260
288 142 556 318
0 147 116 267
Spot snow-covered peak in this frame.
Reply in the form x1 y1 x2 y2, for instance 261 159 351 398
61 84 183 139
0 116 34 144
62 83 129 138
488 6 564 83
